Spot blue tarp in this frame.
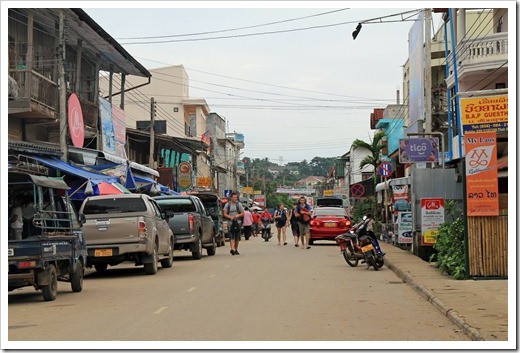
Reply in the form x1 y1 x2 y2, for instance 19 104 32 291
29 156 119 184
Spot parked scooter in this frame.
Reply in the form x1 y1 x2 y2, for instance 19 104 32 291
335 227 364 267
336 216 384 270
260 217 272 242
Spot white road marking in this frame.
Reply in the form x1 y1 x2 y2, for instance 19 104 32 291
154 307 167 314
187 287 197 292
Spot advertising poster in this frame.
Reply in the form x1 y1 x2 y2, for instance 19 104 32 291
399 138 440 163
397 212 413 244
464 132 499 216
112 105 127 159
253 195 265 207
99 98 116 155
177 162 192 190
421 198 445 246
460 95 508 133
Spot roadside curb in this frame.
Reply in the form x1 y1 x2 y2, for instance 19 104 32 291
385 257 486 341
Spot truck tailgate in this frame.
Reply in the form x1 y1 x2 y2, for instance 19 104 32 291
83 215 142 246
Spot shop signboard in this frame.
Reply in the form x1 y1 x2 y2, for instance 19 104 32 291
464 131 499 216
177 162 192 190
68 93 84 148
421 198 445 246
460 95 508 133
397 212 413 244
253 194 265 207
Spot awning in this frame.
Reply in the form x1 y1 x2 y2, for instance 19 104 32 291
29 156 119 184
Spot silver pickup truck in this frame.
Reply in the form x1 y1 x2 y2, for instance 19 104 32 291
154 195 216 260
79 194 174 275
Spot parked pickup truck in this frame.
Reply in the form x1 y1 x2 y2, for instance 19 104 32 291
154 195 217 260
8 170 87 301
79 194 174 275
190 192 225 247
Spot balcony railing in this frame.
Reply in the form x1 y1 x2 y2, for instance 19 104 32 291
9 69 57 118
459 32 508 64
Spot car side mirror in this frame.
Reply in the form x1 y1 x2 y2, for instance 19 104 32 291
79 214 86 226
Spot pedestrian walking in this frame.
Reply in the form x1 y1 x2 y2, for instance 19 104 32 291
287 204 300 247
294 196 312 249
274 203 288 245
223 192 244 255
252 209 261 237
242 207 253 240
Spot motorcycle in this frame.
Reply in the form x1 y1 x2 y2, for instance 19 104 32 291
260 217 272 242
335 228 364 267
336 216 385 270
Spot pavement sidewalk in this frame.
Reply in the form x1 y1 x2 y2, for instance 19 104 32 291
380 242 509 342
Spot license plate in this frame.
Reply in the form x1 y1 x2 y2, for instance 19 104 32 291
361 243 374 253
8 249 14 256
94 249 113 257
325 223 337 228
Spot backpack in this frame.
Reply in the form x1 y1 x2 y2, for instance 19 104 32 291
279 210 287 222
225 202 243 216
298 206 311 224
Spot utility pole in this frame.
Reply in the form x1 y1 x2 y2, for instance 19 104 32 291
149 97 156 168
58 10 68 162
424 8 432 133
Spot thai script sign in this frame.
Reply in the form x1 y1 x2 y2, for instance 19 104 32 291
399 138 440 163
421 198 445 246
464 131 499 216
196 177 211 188
460 95 508 133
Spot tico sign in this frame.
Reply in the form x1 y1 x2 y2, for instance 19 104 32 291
399 137 440 164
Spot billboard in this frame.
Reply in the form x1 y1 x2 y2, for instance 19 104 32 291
460 95 508 133
397 212 413 244
464 132 499 216
407 12 424 134
399 138 440 163
421 198 445 246
99 98 116 155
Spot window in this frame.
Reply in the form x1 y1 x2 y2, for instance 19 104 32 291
83 197 147 214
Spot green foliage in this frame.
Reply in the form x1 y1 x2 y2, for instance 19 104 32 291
430 217 466 280
351 197 374 224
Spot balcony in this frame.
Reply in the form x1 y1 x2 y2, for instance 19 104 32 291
8 69 57 119
446 32 508 86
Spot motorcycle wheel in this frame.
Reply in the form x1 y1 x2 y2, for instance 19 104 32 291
375 257 385 268
367 253 378 271
342 245 359 267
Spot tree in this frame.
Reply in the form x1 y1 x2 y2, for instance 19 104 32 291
351 131 386 220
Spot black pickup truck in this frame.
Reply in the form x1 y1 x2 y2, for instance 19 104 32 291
8 168 87 301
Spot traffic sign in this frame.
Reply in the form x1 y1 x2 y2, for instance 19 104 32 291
377 162 393 177
351 183 365 198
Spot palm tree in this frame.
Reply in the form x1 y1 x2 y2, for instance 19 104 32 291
351 131 386 219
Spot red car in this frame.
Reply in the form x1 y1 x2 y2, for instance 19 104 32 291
309 207 351 244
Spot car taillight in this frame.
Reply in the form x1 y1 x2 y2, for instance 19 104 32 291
311 220 321 227
188 214 195 233
340 219 351 228
138 220 147 240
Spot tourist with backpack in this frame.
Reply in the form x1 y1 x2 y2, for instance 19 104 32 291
274 203 288 245
223 192 244 255
294 196 312 249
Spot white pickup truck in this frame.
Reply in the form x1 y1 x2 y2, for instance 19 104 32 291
79 194 174 275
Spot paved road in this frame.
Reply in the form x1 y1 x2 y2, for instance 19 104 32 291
7 236 469 348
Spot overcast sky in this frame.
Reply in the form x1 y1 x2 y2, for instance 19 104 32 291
83 2 445 164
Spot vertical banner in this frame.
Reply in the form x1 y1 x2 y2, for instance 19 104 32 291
464 131 499 216
112 105 127 159
99 97 116 155
421 198 445 246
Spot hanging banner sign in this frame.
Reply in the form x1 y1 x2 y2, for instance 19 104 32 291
421 198 445 246
460 95 508 133
464 131 499 216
